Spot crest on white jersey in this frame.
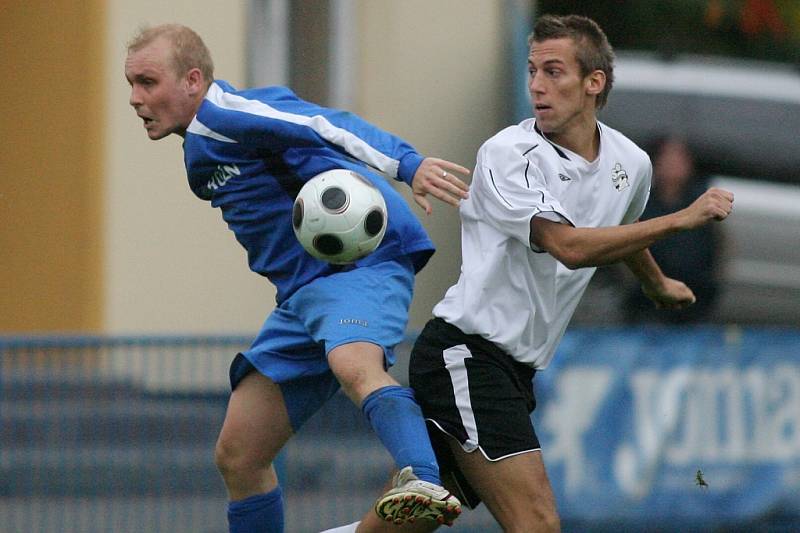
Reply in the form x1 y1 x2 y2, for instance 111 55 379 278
611 163 630 191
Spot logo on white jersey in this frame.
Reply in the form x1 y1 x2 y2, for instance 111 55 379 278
558 173 571 182
611 163 629 191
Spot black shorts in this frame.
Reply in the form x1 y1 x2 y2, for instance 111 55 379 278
409 318 539 508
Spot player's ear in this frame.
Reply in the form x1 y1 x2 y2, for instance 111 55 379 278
185 67 205 95
585 70 606 99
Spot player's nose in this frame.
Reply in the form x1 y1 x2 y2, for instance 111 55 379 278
529 72 545 94
129 86 143 108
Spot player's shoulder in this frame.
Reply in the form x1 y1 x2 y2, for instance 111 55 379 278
194 81 304 140
598 120 650 166
205 80 298 108
478 118 540 161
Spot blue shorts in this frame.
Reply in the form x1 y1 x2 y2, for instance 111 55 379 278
230 257 415 430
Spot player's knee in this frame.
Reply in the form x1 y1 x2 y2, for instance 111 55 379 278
536 507 561 533
498 501 560 533
328 342 394 403
213 435 239 476
519 501 561 533
522 504 560 533
214 434 264 479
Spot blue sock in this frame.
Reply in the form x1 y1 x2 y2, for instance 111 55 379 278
227 486 284 533
361 385 441 485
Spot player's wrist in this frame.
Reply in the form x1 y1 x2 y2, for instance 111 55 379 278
398 153 425 186
669 209 695 232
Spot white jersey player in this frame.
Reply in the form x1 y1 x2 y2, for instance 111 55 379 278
433 117 652 369
337 13 734 533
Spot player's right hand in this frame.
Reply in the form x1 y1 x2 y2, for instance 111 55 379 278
681 187 734 228
411 158 470 215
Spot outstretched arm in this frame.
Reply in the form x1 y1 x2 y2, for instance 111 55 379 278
530 187 734 270
623 249 696 309
411 157 470 215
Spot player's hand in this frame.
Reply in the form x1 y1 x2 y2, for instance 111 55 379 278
411 158 470 215
679 187 734 229
642 277 696 310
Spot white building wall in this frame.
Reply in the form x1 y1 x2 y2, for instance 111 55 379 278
104 0 274 335
357 0 509 328
103 0 512 335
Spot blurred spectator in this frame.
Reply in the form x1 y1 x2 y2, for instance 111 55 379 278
624 136 723 323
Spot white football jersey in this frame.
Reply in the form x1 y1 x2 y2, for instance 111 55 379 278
433 118 652 368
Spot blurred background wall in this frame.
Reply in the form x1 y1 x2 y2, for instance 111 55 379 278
1 0 520 335
103 0 269 335
3 1 800 332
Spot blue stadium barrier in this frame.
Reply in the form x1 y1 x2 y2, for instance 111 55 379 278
1 327 799 532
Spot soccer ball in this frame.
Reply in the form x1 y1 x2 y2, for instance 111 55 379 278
292 169 388 264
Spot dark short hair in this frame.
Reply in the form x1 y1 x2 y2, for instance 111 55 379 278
529 14 615 109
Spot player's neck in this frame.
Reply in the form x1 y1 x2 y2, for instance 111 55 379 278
545 118 600 162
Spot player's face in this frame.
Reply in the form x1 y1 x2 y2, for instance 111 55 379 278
528 37 597 139
125 37 198 140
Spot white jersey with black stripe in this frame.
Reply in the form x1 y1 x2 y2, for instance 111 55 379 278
433 118 652 368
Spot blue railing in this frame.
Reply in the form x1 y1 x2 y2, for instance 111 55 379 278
2 328 799 532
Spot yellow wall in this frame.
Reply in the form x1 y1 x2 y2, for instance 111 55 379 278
0 1 105 332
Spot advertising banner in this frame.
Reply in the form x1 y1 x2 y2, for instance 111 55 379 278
535 326 800 527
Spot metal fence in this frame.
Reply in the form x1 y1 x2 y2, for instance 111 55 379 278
0 336 497 533
4 330 800 533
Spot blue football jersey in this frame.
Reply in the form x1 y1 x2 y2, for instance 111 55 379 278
183 80 435 304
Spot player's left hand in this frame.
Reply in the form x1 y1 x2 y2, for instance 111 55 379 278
642 277 696 309
412 158 470 215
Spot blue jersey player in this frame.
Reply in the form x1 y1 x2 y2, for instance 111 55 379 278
125 24 468 533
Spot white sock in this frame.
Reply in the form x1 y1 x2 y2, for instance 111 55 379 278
319 521 361 533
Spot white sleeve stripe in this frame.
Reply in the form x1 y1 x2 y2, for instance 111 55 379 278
205 83 400 178
186 118 238 143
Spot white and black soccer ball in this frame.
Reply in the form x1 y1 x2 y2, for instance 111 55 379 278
292 169 388 264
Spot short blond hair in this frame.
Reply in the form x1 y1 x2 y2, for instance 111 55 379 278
127 24 214 84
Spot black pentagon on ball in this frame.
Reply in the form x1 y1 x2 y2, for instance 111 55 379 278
313 234 344 256
292 198 303 230
364 209 385 237
321 186 348 212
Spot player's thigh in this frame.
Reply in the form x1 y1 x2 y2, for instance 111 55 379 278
216 370 293 466
449 443 559 532
288 258 414 361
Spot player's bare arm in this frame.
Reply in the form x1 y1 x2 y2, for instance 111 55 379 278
530 187 733 269
623 249 696 309
411 157 470 215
